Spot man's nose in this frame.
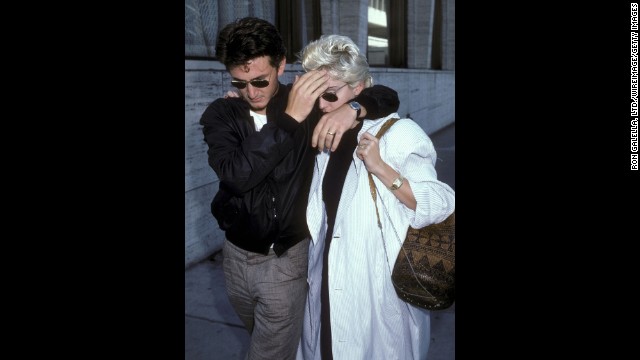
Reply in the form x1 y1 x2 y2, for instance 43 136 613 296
247 84 260 98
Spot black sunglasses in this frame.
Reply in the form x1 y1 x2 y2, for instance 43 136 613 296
230 79 270 89
320 83 348 102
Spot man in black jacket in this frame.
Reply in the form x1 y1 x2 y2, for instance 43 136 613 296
199 17 399 360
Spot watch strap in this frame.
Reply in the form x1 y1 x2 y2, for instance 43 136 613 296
350 101 362 119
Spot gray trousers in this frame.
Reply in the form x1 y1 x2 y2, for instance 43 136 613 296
223 239 310 360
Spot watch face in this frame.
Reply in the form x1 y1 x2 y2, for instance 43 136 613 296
350 101 361 110
391 177 403 190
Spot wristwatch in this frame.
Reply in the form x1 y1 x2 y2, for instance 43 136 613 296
348 101 362 119
389 175 404 191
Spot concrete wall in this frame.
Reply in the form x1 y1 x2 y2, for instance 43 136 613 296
185 59 454 268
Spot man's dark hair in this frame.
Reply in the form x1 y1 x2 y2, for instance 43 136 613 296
215 17 287 69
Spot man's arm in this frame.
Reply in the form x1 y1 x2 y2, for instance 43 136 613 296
312 84 400 151
200 98 295 194
284 70 329 122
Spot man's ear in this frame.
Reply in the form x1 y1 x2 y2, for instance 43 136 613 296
277 57 287 75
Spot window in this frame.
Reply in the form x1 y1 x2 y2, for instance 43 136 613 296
186 0 407 68
367 0 389 66
367 0 406 67
277 0 321 63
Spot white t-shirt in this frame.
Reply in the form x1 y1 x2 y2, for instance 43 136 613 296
251 111 267 131
250 110 272 248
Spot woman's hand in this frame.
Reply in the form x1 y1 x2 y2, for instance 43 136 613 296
356 132 384 174
359 131 417 210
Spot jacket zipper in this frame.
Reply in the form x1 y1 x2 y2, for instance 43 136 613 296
272 196 277 219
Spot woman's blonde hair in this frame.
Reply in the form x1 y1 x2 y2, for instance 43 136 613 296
299 34 373 88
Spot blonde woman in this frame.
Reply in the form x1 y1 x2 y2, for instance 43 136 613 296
296 35 455 360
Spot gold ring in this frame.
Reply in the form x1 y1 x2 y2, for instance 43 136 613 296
327 131 335 135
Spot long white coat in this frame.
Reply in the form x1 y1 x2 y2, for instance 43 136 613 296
297 113 456 360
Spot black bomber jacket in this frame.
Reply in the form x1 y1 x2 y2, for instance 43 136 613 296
200 83 399 256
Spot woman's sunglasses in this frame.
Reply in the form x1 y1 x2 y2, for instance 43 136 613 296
230 79 270 89
320 83 348 102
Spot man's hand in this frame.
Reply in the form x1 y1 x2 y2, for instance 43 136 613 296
285 70 329 123
312 102 360 152
224 90 240 98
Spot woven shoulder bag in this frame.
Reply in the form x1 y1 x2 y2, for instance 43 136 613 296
368 118 455 311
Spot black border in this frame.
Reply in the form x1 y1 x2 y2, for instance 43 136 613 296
457 2 636 357
27 1 637 358
62 3 187 357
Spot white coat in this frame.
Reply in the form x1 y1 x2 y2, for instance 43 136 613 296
297 113 456 360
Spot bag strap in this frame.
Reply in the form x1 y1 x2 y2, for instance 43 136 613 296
368 118 400 228
374 118 400 138
367 118 406 280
